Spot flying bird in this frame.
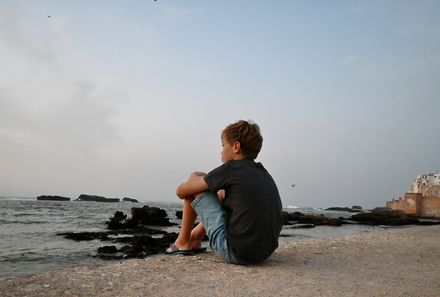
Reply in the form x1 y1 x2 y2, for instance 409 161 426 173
47 15 52 18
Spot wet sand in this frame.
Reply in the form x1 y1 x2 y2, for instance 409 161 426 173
1 225 439 297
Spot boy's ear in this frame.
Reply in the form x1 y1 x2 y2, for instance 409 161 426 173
232 141 241 153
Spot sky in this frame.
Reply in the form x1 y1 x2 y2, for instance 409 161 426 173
1 0 439 209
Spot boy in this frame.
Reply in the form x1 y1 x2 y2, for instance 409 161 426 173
165 120 283 264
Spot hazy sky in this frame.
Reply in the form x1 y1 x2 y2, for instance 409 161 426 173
1 1 439 208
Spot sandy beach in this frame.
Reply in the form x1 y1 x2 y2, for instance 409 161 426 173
1 225 439 297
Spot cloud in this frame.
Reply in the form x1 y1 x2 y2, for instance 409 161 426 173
342 54 359 64
0 2 128 197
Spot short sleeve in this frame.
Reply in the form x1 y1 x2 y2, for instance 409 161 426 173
204 162 231 193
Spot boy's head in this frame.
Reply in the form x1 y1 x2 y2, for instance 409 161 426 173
221 120 263 162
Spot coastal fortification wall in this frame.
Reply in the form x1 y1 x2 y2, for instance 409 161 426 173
387 175 440 218
418 196 440 218
386 193 421 215
386 192 440 218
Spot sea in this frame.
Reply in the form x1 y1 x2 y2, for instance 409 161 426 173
0 197 381 281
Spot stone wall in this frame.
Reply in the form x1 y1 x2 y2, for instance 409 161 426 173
418 196 440 218
386 193 421 215
386 193 440 218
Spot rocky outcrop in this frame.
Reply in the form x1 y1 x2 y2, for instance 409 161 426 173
122 197 139 203
131 206 175 226
281 209 440 227
105 206 176 230
75 194 119 202
37 195 71 201
58 227 178 260
325 207 363 213
58 204 211 260
106 211 136 230
281 211 347 227
349 209 440 226
176 210 183 219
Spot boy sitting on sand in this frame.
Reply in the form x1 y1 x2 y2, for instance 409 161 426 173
165 120 283 264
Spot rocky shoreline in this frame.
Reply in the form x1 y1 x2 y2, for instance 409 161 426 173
53 204 440 261
1 225 439 297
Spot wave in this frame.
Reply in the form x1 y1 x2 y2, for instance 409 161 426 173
0 219 48 225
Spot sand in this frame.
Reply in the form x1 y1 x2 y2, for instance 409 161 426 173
1 225 439 297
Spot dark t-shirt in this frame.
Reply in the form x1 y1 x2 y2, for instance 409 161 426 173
204 159 283 263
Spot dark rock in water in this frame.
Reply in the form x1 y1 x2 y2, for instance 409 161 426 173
350 209 440 226
352 205 362 210
58 226 179 260
281 211 346 226
122 197 139 203
105 206 176 229
371 207 389 212
98 233 179 260
325 207 362 213
37 195 70 201
97 246 118 254
129 233 178 258
106 211 137 230
75 194 119 203
58 231 110 241
95 245 123 260
131 206 175 226
176 210 183 219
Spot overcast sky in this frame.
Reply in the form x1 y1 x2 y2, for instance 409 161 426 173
1 1 439 208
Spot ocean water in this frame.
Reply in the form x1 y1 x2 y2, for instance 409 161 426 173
0 197 378 281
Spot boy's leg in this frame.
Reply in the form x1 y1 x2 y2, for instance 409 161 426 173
166 197 202 252
192 191 244 264
190 222 206 243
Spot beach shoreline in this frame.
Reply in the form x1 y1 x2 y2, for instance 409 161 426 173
1 225 439 297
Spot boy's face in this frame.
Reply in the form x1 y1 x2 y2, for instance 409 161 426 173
221 136 240 163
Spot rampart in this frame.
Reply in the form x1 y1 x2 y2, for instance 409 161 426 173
386 193 420 215
386 188 440 218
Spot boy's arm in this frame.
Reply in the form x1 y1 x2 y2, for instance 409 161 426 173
176 172 209 199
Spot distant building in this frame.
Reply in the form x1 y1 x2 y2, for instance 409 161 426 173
386 173 440 218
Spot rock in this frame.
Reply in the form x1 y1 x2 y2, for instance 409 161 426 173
176 210 183 219
131 206 175 226
95 245 124 260
106 211 137 230
75 194 119 203
57 231 110 241
352 205 363 210
97 246 118 254
98 233 179 260
350 209 424 226
122 197 139 203
37 195 71 201
58 227 179 260
325 207 362 213
281 211 346 226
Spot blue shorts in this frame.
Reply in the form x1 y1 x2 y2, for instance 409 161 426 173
191 191 245 265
